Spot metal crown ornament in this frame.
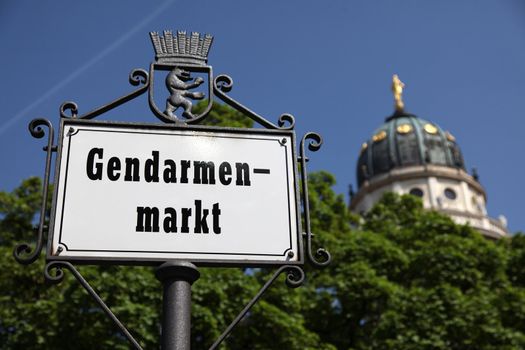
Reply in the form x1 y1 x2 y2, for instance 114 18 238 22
149 30 213 65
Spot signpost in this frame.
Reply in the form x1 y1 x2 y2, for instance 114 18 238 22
15 30 330 350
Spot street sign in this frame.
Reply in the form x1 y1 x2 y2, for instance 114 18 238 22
48 119 301 265
17 29 329 349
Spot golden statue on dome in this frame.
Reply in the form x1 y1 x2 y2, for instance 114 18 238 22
392 74 405 112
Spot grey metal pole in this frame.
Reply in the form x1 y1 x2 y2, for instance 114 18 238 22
155 261 200 350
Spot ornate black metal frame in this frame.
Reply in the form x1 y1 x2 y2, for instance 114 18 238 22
14 64 330 349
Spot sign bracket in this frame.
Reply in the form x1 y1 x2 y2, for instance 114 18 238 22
209 264 305 349
45 261 144 349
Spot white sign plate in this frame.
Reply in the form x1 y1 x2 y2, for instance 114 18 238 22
48 121 301 265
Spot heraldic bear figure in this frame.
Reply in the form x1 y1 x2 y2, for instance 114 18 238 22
165 67 205 120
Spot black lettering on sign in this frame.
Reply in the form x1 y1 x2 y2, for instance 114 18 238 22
163 159 177 183
219 162 232 185
136 207 160 232
235 163 251 186
180 160 191 183
86 148 104 180
85 148 261 189
194 200 209 233
163 208 177 233
212 203 222 234
107 157 121 181
135 202 222 234
193 161 216 185
124 158 140 182
144 151 159 183
181 207 192 233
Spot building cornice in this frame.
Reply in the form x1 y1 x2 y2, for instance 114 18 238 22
350 164 486 210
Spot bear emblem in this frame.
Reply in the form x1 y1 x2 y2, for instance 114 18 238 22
165 67 205 120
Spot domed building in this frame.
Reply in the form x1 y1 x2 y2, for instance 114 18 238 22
349 75 508 239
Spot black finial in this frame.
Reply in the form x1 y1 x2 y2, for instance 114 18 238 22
472 167 479 181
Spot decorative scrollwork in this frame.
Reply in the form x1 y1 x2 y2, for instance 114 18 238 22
13 119 55 265
129 68 149 86
299 132 332 267
213 74 295 130
214 74 233 93
302 132 323 153
309 247 331 267
278 113 295 129
284 265 305 288
13 233 39 265
28 118 50 138
60 101 79 119
44 261 66 284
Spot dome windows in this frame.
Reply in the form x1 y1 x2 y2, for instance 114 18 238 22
372 130 387 142
444 188 457 200
409 187 424 197
396 124 412 134
423 123 438 134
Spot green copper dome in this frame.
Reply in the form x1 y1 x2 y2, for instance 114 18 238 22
356 112 465 188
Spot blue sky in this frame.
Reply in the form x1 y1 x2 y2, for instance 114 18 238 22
1 1 524 232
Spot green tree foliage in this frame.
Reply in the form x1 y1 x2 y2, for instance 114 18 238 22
303 185 525 350
2 106 525 348
193 101 254 128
